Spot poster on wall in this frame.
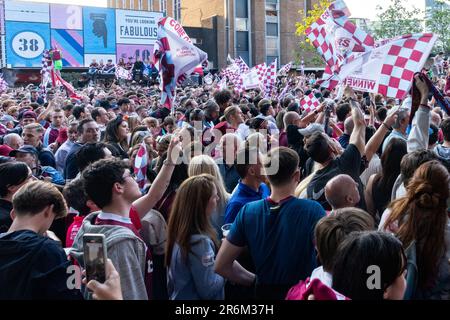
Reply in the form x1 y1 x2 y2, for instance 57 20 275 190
5 1 49 23
5 21 50 67
83 7 116 54
115 10 162 45
50 4 82 30
51 29 84 67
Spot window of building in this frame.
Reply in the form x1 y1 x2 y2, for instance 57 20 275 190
266 56 278 65
266 23 278 36
148 0 154 10
236 31 249 51
236 0 249 18
160 0 167 14
174 0 181 20
266 37 278 56
236 18 249 31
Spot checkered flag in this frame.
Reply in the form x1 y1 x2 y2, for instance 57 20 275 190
254 63 267 82
305 0 374 73
134 141 148 190
377 33 437 98
235 57 250 73
263 59 278 98
300 92 321 113
278 62 292 76
322 33 437 98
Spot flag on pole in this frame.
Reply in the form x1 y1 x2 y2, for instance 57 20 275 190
305 0 375 74
278 62 292 76
134 141 148 189
235 57 250 73
153 17 208 110
255 63 267 82
263 59 278 98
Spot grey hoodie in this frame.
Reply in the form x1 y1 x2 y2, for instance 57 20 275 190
70 212 148 300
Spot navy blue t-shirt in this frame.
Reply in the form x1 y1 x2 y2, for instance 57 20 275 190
227 197 325 286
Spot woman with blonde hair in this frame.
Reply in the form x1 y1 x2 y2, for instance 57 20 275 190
188 155 230 236
166 174 224 300
381 160 450 299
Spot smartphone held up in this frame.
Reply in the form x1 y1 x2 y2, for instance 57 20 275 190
83 234 107 284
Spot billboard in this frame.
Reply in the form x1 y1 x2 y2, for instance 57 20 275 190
50 4 83 30
83 7 116 54
5 21 50 67
115 10 160 45
2 1 164 68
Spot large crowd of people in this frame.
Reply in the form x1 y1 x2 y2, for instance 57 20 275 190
0 58 449 300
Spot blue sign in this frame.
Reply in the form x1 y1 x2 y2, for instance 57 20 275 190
83 7 116 54
5 21 50 67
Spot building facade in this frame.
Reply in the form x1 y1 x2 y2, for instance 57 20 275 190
107 0 175 16
180 0 315 69
108 0 317 69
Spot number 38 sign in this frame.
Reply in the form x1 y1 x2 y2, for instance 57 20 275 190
12 31 45 59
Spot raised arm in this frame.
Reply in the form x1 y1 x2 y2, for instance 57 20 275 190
407 74 431 153
132 136 181 219
349 96 366 155
364 110 398 162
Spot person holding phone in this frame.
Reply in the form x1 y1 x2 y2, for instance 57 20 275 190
0 181 82 299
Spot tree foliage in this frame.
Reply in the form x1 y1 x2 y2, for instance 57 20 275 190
372 0 423 40
426 0 450 53
295 0 332 67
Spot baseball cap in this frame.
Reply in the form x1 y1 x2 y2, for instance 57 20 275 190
0 144 14 157
20 110 37 120
298 123 325 137
9 145 38 157
0 115 15 124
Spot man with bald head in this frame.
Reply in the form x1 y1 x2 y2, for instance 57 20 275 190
325 174 360 212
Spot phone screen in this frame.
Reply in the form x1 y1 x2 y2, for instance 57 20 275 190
83 235 107 283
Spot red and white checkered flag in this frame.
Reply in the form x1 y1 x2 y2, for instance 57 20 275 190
324 33 437 98
235 57 250 73
305 0 374 74
278 62 292 76
254 63 267 82
263 59 277 98
134 141 148 189
300 92 321 114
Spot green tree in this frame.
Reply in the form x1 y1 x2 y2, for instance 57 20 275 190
426 0 450 53
372 0 423 40
295 0 332 67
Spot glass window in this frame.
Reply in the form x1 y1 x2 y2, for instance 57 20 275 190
236 0 248 18
266 37 278 56
266 23 278 36
235 18 249 31
236 31 249 51
266 56 278 65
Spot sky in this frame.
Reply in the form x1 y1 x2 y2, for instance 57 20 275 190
24 0 447 21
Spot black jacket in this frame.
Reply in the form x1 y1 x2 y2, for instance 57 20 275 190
0 199 12 234
0 230 82 299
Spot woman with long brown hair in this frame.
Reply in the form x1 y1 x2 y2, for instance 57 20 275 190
165 174 224 300
381 160 450 299
103 114 129 159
